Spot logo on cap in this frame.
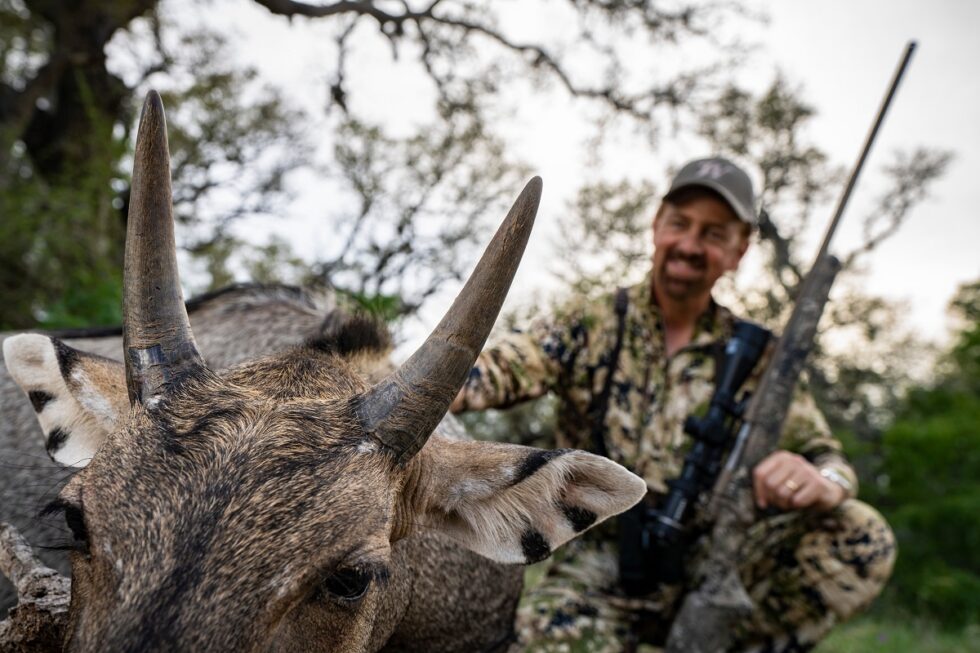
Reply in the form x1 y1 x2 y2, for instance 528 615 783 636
695 160 734 180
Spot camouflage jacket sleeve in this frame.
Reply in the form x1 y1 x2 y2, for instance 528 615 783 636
779 384 859 498
454 305 589 412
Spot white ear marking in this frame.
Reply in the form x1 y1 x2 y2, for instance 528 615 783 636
4 334 60 377
3 334 121 467
70 367 117 424
414 439 647 565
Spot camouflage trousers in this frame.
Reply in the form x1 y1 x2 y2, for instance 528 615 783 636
512 500 896 653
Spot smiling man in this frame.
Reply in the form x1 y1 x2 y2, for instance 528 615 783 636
452 157 896 652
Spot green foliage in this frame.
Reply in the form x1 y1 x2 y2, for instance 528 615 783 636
817 614 980 653
2 0 748 332
948 280 980 388
336 289 405 325
0 79 127 329
0 181 126 329
0 0 50 86
868 280 980 629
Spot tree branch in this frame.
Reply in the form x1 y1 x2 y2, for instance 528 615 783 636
0 522 70 652
253 0 424 26
254 0 726 122
842 148 954 268
756 206 802 293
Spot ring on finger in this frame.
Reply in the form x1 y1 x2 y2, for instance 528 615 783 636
784 479 800 492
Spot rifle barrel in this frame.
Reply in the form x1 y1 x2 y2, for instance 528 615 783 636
813 40 916 265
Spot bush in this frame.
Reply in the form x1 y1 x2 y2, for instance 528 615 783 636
869 282 980 629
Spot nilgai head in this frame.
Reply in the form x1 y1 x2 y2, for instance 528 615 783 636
3 92 646 652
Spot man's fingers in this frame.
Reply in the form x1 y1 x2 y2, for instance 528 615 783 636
753 464 768 508
754 452 780 476
753 451 846 513
754 451 792 508
790 482 821 509
758 453 818 510
773 477 803 510
765 464 795 499
754 462 784 509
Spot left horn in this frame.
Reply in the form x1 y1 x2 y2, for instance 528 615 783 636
354 177 542 463
123 90 205 405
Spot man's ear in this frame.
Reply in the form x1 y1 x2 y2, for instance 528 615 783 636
3 335 127 467
725 227 750 273
402 438 647 564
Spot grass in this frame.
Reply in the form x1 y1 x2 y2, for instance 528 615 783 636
815 614 980 653
522 566 979 652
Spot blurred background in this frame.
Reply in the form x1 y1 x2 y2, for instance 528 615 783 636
1 1 976 649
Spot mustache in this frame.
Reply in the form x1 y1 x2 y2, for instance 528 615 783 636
667 251 706 270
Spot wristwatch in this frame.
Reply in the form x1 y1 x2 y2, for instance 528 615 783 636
819 467 854 497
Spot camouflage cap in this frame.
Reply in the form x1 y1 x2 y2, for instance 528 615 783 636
664 157 757 226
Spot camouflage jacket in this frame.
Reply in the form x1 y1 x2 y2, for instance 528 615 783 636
457 276 857 497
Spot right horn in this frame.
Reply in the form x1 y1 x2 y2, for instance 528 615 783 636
122 90 205 405
353 177 542 464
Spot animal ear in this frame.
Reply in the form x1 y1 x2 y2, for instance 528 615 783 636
405 438 647 564
3 335 128 467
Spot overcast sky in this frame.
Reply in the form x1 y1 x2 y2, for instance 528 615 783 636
153 0 979 356
755 0 979 339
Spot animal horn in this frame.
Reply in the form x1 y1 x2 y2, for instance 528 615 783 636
354 177 542 463
123 90 205 404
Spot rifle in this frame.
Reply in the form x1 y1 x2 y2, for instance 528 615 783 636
664 41 917 652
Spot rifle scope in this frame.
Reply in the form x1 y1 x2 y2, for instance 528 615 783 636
619 320 771 593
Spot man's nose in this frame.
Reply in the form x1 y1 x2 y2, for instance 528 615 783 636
675 229 704 253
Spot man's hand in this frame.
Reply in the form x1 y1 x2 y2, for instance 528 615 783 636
752 451 846 512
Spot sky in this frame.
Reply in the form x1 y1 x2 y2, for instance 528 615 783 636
754 0 979 339
143 0 979 357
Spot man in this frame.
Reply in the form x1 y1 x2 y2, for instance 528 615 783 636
451 157 896 652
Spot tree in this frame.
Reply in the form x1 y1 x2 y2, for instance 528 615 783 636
0 0 748 329
1 9 307 328
866 279 980 629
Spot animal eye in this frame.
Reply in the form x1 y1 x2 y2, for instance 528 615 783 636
64 505 89 547
315 567 373 604
42 500 90 554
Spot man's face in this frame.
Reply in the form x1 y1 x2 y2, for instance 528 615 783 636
651 194 749 303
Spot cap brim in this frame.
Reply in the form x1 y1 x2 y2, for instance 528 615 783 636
665 180 756 226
